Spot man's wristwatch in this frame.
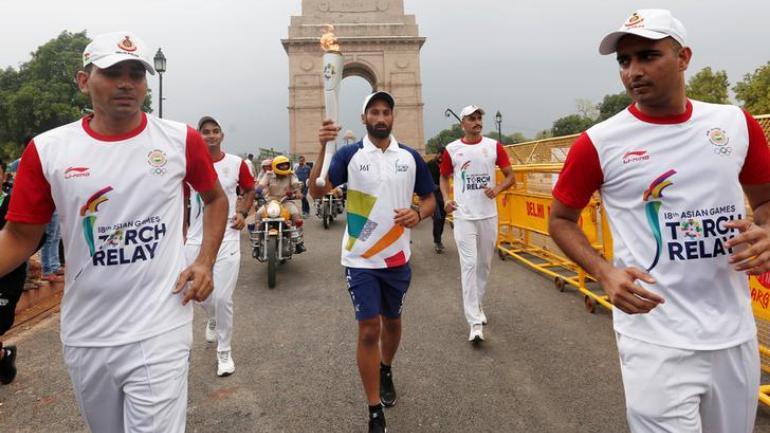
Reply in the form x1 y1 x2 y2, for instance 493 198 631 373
410 204 422 222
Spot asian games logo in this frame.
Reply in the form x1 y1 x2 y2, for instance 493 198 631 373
323 63 336 81
642 169 676 271
79 186 114 256
147 149 167 176
707 128 731 156
460 161 471 193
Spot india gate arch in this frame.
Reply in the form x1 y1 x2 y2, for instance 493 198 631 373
282 0 427 157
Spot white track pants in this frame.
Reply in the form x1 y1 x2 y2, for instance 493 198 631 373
617 333 760 433
63 325 192 433
185 240 241 352
453 216 498 326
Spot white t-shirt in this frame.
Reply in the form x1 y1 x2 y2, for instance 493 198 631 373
553 100 770 350
441 137 511 220
8 113 218 347
328 136 435 269
187 152 255 245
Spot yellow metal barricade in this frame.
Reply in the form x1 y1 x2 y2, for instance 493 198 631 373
749 275 770 406
495 163 613 312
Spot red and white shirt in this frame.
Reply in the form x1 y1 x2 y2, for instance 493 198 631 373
8 113 217 347
440 137 511 220
553 100 770 350
187 153 254 245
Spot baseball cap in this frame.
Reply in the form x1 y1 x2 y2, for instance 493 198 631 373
459 105 485 119
361 91 395 115
599 9 687 55
83 31 156 74
197 116 221 130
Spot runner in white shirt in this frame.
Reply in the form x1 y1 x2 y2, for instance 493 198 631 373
0 32 227 433
309 91 436 433
440 105 515 343
186 116 255 377
550 10 770 433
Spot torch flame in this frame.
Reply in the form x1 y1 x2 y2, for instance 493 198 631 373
320 24 341 52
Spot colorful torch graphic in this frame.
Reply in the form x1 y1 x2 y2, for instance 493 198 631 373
642 169 676 271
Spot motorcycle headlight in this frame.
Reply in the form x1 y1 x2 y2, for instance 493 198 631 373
267 202 282 218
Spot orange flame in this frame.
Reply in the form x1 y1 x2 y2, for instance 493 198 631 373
320 24 340 52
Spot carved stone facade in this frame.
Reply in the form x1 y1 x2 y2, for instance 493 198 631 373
282 0 426 156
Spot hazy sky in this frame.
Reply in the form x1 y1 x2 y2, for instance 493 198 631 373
2 1 769 155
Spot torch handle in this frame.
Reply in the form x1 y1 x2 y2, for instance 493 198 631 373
316 52 343 188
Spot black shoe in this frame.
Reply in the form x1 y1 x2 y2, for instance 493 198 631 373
0 345 17 385
380 365 397 407
434 242 444 253
368 410 387 433
295 243 306 254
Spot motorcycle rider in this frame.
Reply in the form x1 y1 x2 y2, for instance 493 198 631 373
257 155 306 253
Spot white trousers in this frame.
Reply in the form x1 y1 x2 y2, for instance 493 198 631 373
63 325 192 433
617 333 760 433
453 216 498 326
185 240 241 352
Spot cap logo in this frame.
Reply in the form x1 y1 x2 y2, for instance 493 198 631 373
117 36 137 52
624 12 645 29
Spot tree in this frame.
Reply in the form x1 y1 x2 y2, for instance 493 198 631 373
734 61 770 114
596 91 633 121
575 98 599 120
686 67 729 104
484 131 528 145
551 114 594 136
0 30 154 158
426 123 464 154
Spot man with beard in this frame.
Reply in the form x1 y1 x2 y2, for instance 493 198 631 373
309 91 436 433
186 116 255 377
440 105 515 343
549 9 770 432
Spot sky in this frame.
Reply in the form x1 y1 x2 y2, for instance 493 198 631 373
1 0 769 156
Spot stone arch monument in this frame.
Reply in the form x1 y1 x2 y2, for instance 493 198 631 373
282 0 426 156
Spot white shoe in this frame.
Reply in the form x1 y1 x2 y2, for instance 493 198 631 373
217 351 235 377
205 318 216 343
468 324 484 343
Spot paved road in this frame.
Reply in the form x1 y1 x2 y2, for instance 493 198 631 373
2 216 769 432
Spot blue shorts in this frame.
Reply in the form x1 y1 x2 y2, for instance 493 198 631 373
345 265 412 321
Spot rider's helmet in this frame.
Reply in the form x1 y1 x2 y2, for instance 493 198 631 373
272 155 293 176
261 158 273 171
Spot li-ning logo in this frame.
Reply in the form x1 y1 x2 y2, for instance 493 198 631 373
642 169 676 271
79 186 114 256
622 150 650 164
117 36 137 52
64 166 90 179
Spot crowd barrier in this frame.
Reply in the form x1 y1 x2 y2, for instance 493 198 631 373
490 114 770 406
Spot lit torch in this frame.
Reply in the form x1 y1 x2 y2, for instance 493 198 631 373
317 24 343 188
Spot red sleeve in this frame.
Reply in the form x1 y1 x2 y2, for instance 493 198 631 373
183 127 218 192
496 142 512 169
439 149 453 176
6 141 55 224
552 133 604 209
238 160 256 191
739 110 770 184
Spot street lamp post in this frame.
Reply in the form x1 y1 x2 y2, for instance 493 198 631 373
495 111 503 143
444 108 461 124
153 48 167 118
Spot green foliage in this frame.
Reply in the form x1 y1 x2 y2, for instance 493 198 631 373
426 124 464 154
734 61 770 114
596 91 633 121
686 67 730 104
551 114 594 136
0 30 154 151
484 131 528 145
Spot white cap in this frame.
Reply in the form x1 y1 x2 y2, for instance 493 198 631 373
362 91 395 115
599 9 687 55
83 31 155 75
460 105 485 119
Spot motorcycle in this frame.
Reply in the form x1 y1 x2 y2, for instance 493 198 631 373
249 198 302 288
316 191 345 229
